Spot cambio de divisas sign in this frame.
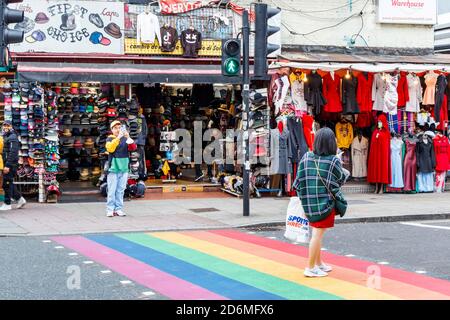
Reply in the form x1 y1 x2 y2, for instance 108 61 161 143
10 0 124 54
378 0 437 25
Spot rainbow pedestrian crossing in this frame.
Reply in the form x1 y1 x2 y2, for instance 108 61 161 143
51 230 450 300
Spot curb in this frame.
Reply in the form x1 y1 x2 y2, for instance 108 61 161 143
235 213 450 229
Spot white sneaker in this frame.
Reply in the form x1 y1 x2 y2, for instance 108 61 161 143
317 263 333 272
304 267 328 277
106 211 114 217
16 197 27 209
0 204 12 211
115 210 126 217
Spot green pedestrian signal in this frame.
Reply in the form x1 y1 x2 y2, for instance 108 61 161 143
224 58 239 75
221 39 241 77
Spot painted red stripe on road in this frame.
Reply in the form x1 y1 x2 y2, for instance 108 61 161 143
51 236 227 300
210 230 450 297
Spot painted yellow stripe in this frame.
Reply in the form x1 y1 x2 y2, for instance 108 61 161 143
150 232 399 300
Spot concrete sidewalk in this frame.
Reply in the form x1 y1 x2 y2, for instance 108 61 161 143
1 191 450 236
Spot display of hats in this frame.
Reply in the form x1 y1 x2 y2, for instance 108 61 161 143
84 138 95 148
63 115 72 125
91 167 101 176
72 127 81 136
106 107 116 117
72 114 81 124
81 128 91 136
73 139 83 148
81 114 91 124
62 128 72 137
63 140 74 148
90 114 98 124
79 168 90 181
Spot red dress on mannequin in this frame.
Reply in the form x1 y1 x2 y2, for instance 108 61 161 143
367 114 392 185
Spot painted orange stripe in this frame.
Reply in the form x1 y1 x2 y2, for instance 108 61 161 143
212 229 450 296
184 231 450 300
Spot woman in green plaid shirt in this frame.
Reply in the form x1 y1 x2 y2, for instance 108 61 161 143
293 127 349 277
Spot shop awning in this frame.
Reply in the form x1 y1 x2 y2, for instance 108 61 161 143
16 62 244 84
275 51 450 73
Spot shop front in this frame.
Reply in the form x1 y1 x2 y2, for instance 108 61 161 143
1 0 257 203
265 51 450 196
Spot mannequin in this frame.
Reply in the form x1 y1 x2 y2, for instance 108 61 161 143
367 114 391 194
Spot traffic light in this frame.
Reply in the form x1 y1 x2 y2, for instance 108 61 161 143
254 3 281 79
1 0 25 68
221 38 241 77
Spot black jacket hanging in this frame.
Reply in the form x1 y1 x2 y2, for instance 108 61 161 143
287 118 308 163
416 139 436 173
434 74 447 122
181 29 202 58
160 26 178 52
342 75 359 114
307 72 327 116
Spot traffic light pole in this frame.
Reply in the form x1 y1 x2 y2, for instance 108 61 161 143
242 10 250 217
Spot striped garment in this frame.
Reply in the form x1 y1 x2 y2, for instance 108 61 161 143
293 152 348 222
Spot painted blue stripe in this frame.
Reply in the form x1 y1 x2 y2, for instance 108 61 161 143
86 234 284 300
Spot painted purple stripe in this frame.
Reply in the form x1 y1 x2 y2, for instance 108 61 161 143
51 236 227 300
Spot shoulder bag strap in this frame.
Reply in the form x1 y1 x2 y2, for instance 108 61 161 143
313 157 337 202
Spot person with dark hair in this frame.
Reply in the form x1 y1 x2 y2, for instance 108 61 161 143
0 121 26 211
293 127 348 277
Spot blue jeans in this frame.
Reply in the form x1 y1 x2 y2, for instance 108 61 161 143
106 172 128 213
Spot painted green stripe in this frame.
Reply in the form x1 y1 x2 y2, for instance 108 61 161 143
118 233 341 300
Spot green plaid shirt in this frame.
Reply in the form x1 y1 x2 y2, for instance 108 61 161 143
293 152 347 222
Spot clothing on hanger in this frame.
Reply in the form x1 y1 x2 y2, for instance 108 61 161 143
160 25 178 52
423 71 438 105
181 28 202 58
372 73 386 112
136 11 162 44
322 72 342 113
405 72 422 113
356 72 373 113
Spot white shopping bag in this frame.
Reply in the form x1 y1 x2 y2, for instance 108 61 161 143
284 197 310 243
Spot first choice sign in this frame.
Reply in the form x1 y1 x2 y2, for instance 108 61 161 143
10 0 124 54
378 0 437 25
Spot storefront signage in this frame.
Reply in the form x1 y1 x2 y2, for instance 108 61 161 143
125 38 222 57
10 0 124 54
158 0 252 20
378 0 437 25
159 0 206 14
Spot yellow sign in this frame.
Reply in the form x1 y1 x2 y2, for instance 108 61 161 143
125 38 222 57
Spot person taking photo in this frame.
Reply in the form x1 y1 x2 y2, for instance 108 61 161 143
105 120 137 217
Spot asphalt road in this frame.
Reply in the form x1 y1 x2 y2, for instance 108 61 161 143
0 235 166 300
244 219 450 281
0 220 448 299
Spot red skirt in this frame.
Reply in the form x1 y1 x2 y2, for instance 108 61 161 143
310 208 336 229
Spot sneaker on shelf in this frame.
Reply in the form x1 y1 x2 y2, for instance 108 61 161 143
106 211 114 217
317 263 333 272
0 204 12 211
115 210 126 217
16 197 27 209
304 267 328 278
194 173 205 182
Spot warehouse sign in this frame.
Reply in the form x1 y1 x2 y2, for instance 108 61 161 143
378 0 437 25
